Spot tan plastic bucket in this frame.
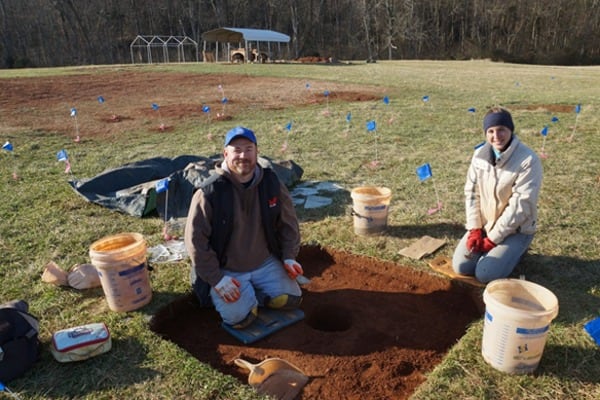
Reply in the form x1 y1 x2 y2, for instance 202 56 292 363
351 186 392 235
89 232 152 312
482 279 559 374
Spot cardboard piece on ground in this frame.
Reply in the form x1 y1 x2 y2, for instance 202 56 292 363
399 236 446 260
428 255 485 287
222 308 305 344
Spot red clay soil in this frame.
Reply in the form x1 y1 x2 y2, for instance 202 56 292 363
150 245 483 400
0 70 380 139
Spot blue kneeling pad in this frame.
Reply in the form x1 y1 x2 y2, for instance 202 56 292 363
584 317 600 346
222 308 304 344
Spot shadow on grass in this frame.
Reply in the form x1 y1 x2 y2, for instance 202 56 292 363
519 254 600 324
386 222 465 239
19 337 159 399
537 343 600 383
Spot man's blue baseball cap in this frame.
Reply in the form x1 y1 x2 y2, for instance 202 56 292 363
224 126 257 146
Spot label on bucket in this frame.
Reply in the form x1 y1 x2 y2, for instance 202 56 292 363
482 309 552 374
364 205 387 211
96 261 152 312
118 262 146 277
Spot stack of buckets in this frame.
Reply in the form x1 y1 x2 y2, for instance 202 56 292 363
350 186 392 235
89 232 152 312
482 278 559 374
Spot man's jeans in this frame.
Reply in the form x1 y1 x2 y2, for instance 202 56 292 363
209 255 302 326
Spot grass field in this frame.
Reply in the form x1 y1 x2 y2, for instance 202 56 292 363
1 60 599 399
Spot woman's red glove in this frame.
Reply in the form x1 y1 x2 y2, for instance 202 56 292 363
466 229 483 253
481 237 496 253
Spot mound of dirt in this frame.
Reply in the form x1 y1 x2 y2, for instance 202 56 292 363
150 245 483 400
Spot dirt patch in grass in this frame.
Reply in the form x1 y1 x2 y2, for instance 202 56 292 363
0 70 381 139
150 245 483 400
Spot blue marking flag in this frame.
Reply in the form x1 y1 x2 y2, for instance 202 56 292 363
551 116 559 123
221 97 228 104
70 107 77 117
575 104 581 114
305 82 311 90
416 163 433 181
346 112 352 123
2 141 13 152
540 126 549 137
468 107 476 113
285 121 293 131
97 96 105 104
151 103 160 111
202 105 211 113
56 149 68 162
324 90 330 97
383 96 390 105
422 95 429 103
155 178 170 194
366 120 376 132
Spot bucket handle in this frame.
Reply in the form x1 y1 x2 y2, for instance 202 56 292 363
351 209 373 222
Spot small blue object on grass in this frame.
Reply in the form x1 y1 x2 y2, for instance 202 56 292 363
222 307 304 344
584 317 600 346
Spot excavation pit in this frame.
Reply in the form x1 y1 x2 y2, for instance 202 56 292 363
305 304 353 332
150 245 483 399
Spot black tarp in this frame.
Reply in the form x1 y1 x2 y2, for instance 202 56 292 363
68 155 303 219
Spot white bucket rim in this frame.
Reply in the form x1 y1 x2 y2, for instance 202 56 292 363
89 232 147 263
484 279 559 320
351 186 392 199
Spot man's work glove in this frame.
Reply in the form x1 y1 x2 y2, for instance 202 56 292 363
214 275 241 303
283 259 304 280
481 237 497 253
466 229 483 253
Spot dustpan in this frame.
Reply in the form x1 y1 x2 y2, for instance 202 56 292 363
235 357 309 400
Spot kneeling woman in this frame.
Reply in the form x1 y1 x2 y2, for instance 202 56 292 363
452 107 543 283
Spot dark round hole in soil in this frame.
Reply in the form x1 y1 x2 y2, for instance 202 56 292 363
149 244 484 400
305 304 353 332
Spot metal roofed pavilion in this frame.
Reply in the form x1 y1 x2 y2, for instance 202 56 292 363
201 28 290 43
201 27 291 63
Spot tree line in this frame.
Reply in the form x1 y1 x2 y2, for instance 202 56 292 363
1 0 599 68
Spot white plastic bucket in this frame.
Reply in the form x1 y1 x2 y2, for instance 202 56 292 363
350 186 392 235
482 279 559 374
89 232 152 312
